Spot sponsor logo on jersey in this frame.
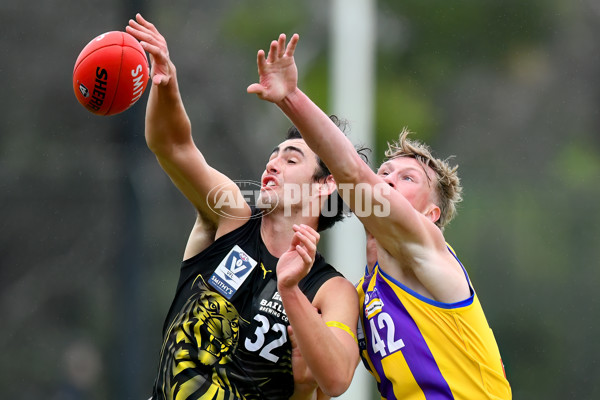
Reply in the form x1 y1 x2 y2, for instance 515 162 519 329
209 245 257 299
259 291 288 322
365 288 383 319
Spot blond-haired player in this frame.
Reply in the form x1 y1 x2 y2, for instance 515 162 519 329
249 33 512 400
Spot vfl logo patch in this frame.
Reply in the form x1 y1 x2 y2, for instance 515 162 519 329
209 245 257 299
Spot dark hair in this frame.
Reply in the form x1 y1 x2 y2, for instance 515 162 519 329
286 115 370 232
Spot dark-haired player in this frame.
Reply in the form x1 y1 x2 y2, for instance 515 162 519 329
127 14 359 400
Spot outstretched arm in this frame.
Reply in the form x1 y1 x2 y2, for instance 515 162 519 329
247 34 359 186
248 34 468 303
247 34 383 237
248 34 416 246
127 14 250 244
277 224 359 397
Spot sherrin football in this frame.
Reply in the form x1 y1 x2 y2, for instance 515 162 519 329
73 31 149 116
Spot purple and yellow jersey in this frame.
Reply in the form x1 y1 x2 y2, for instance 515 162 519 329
356 246 511 400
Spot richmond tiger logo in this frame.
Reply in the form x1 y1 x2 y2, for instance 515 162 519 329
157 277 247 399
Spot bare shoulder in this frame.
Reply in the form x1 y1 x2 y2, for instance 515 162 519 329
183 213 217 260
378 237 471 304
312 276 359 315
315 276 357 298
182 211 251 261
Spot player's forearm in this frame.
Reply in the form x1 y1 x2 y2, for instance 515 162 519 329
277 89 364 184
144 68 193 155
279 285 354 397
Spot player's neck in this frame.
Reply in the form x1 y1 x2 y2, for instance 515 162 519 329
366 233 378 274
261 210 318 258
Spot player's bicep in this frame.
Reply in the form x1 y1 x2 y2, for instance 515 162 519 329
313 277 359 355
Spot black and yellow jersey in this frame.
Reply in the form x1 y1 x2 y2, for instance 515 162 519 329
152 209 341 400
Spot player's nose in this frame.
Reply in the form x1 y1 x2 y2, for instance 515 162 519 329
265 157 281 174
383 174 395 189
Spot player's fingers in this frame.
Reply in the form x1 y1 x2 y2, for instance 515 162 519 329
296 244 313 266
285 33 299 57
152 74 169 86
255 49 267 73
138 43 170 86
128 17 168 52
267 40 279 63
128 18 154 37
292 224 311 243
247 83 264 95
294 230 317 257
294 224 320 245
290 230 304 248
135 13 159 34
125 24 143 38
127 24 166 52
295 225 317 246
277 33 286 58
126 25 157 50
135 13 148 25
138 40 164 62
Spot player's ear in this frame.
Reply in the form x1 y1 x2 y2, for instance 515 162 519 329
425 204 441 225
321 175 336 196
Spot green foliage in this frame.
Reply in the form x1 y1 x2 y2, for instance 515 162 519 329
553 139 600 189
375 77 438 164
379 0 557 79
222 1 307 47
301 55 330 114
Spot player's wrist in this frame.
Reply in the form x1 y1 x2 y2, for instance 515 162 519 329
277 280 302 296
276 86 302 109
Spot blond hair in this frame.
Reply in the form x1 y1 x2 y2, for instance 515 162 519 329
384 128 463 229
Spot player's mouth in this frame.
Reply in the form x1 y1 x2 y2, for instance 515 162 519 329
261 176 279 191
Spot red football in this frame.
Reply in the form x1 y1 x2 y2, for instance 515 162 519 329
73 31 149 116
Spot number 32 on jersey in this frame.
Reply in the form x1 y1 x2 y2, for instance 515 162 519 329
244 314 287 363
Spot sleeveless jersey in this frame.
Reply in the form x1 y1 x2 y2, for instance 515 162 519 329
152 210 342 400
356 246 511 400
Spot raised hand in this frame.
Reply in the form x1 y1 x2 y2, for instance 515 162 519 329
126 13 172 86
247 33 300 104
276 224 320 290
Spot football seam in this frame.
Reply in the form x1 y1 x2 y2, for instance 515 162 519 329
104 33 125 115
73 32 147 115
73 31 125 72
